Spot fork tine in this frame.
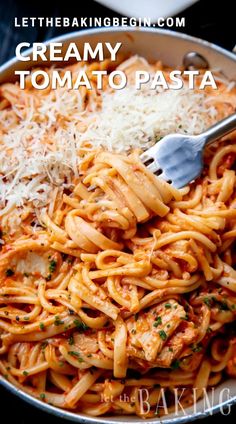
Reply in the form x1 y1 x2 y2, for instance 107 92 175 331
159 171 170 182
140 151 154 163
146 161 160 173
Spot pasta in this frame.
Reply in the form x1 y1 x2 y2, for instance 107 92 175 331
0 56 236 418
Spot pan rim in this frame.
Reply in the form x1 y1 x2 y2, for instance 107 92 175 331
0 26 236 75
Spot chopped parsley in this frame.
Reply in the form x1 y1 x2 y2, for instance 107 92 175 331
39 322 45 331
68 351 84 362
40 393 46 400
203 297 212 308
68 351 80 357
159 330 167 341
204 296 231 312
41 341 48 350
191 344 203 353
23 371 28 376
73 319 89 332
218 301 230 311
153 316 162 327
54 316 64 326
181 315 189 321
49 259 57 274
68 335 74 345
165 303 172 309
171 360 180 370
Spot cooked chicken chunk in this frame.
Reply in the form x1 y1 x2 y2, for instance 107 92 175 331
126 300 196 364
74 333 99 354
154 321 198 367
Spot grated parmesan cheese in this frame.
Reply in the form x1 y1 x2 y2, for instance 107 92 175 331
81 86 217 153
0 81 219 215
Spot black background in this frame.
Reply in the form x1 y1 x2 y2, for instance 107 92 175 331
0 0 236 422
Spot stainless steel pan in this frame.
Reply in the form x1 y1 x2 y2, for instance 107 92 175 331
0 27 236 423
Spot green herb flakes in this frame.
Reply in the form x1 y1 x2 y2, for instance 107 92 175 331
159 330 167 341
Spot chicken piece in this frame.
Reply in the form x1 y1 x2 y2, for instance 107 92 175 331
14 252 50 277
74 333 99 354
126 299 185 362
127 321 198 369
154 321 198 367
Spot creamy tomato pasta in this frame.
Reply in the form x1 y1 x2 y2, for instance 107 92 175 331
0 56 236 418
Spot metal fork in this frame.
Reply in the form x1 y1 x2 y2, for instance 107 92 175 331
140 113 236 188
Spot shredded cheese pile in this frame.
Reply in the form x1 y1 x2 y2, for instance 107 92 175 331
81 87 217 152
0 81 217 215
